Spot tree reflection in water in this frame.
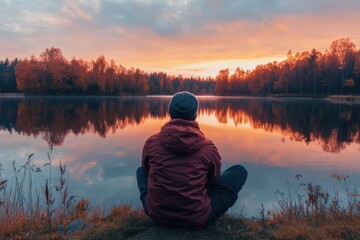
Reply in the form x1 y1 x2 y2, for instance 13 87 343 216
0 97 359 153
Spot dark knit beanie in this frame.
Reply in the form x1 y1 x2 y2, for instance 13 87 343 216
169 91 199 120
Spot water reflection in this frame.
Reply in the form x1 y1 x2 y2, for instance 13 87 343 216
0 97 359 152
0 96 359 217
0 97 168 145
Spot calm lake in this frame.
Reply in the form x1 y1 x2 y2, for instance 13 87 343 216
0 96 359 217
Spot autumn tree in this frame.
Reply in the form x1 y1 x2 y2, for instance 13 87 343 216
63 58 88 94
215 69 229 95
104 60 117 94
133 68 148 95
330 38 356 94
91 56 107 94
39 47 67 93
15 56 40 94
228 67 246 95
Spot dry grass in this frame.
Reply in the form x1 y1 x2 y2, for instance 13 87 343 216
72 205 360 240
1 195 360 240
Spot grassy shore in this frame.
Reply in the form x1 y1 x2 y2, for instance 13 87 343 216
72 205 360 240
1 156 360 239
1 182 360 239
0 203 360 240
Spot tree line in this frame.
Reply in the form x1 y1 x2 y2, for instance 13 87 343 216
1 48 215 95
216 38 360 96
0 37 359 96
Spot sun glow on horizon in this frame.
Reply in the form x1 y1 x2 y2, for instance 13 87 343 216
130 55 287 77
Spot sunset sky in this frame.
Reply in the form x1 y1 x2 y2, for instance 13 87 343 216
1 0 360 77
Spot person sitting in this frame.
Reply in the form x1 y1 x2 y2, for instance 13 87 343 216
136 91 248 229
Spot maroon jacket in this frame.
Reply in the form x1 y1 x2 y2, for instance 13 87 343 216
142 118 221 229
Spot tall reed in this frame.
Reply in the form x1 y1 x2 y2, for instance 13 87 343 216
0 148 78 237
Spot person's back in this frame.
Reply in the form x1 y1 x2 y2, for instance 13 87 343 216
137 91 247 229
143 118 221 228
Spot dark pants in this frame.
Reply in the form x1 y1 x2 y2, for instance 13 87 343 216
136 165 248 225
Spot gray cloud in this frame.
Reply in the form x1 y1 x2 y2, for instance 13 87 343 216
91 0 360 37
2 0 360 40
0 0 63 34
0 0 66 56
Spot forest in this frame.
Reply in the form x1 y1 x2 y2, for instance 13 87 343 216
1 37 360 96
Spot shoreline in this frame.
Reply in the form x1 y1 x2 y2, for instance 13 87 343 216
0 93 25 97
1 92 360 102
1 92 360 104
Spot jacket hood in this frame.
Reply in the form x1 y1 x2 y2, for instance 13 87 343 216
159 119 205 155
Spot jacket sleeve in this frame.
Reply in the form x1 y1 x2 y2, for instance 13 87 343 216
206 143 222 186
